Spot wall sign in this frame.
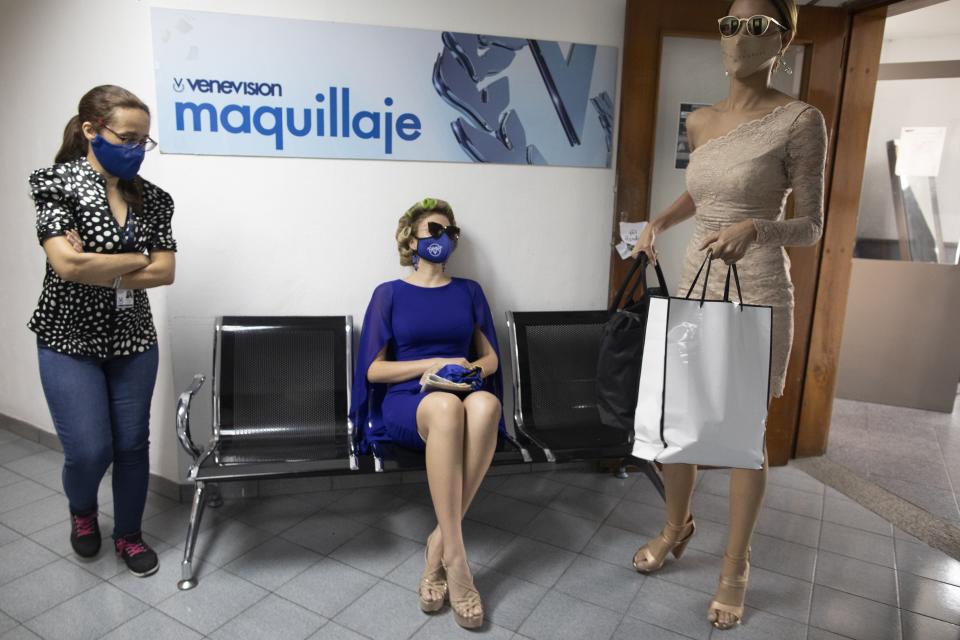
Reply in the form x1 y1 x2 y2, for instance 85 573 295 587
151 9 619 167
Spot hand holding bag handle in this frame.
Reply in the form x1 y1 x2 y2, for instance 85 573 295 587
685 252 743 309
610 254 669 312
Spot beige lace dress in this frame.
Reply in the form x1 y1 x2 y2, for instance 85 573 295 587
679 100 827 398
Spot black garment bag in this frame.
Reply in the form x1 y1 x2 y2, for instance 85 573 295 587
595 254 669 433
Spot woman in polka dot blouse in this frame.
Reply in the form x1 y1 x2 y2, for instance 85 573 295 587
28 85 176 578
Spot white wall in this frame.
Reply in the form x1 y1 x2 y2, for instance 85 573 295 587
856 78 960 244
880 35 960 62
0 0 626 483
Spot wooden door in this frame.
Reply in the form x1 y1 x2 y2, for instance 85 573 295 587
611 0 848 465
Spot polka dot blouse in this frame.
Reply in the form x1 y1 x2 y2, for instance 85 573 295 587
28 158 177 358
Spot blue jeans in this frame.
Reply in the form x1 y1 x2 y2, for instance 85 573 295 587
37 342 158 538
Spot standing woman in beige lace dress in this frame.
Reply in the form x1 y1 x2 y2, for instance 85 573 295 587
629 0 827 631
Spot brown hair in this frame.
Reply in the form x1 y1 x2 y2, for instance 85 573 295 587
56 85 151 214
395 198 457 266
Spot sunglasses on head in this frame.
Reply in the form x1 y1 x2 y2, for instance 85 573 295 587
423 221 460 242
718 14 786 37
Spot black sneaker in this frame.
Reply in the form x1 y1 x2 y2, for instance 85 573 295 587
114 532 159 577
70 511 101 558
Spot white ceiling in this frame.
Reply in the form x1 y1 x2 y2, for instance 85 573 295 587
794 0 960 39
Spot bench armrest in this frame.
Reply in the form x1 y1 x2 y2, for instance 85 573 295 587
177 374 206 461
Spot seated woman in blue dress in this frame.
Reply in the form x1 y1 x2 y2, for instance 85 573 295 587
350 198 504 630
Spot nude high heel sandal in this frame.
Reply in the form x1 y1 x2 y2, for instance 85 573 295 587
443 561 483 629
708 549 751 630
418 532 446 613
632 514 696 573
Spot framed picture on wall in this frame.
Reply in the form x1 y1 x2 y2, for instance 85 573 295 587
676 102 710 169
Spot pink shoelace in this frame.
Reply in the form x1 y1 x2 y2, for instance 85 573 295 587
72 513 97 537
115 537 148 557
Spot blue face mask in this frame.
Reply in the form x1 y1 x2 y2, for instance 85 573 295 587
90 135 145 180
414 232 455 265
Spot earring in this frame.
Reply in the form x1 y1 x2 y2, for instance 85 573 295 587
412 254 419 271
724 70 730 77
775 54 793 76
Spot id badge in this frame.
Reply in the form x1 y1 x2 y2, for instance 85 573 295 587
116 289 135 310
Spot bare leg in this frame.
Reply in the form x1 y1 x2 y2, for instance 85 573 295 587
663 463 697 526
424 392 499 618
633 462 698 570
424 391 501 550
417 392 466 604
454 392 499 618
460 392 500 517
709 448 768 628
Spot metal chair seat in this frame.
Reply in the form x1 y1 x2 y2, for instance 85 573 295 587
195 441 352 480
369 436 531 472
175 315 355 590
506 309 664 491
527 425 632 452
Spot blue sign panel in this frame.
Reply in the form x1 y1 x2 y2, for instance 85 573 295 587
151 9 618 167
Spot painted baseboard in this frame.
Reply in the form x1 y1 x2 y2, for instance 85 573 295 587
0 412 186 502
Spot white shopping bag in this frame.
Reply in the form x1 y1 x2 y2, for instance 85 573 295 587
632 262 772 469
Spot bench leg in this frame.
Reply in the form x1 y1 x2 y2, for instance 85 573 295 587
504 433 533 463
177 480 208 591
615 463 630 480
206 482 224 508
640 461 666 501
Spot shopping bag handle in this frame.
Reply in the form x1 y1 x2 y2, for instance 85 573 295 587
684 252 713 307
685 253 743 309
609 254 668 312
723 263 743 306
625 255 668 306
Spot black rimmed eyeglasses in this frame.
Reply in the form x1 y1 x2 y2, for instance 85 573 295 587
98 121 158 151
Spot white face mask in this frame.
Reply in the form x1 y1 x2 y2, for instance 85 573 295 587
721 33 782 78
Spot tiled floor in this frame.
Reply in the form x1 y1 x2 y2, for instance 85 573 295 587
828 393 960 522
1 427 960 640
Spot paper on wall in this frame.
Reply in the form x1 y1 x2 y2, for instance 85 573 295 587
615 221 647 260
895 127 946 177
619 221 647 246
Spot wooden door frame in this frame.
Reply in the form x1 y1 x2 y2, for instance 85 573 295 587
796 6 888 456
610 0 849 465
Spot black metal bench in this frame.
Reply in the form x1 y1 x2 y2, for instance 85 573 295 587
175 311 662 590
506 310 664 493
175 315 531 589
175 316 357 589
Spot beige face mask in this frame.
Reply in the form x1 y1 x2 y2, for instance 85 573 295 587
721 33 782 78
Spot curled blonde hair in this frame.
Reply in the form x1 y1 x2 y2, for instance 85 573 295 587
396 197 457 266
